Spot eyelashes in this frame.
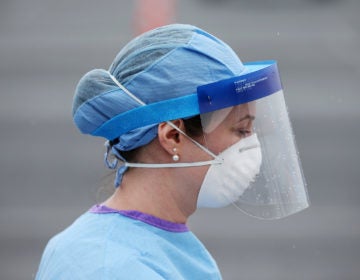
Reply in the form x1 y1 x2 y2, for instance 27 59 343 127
233 128 252 137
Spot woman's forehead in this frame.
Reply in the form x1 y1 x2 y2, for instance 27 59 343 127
225 102 256 122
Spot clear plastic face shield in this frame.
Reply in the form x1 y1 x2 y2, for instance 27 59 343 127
105 61 309 220
196 62 309 219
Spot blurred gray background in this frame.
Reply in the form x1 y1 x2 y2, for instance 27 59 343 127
1 0 359 279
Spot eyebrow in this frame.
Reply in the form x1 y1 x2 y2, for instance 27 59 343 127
238 114 256 122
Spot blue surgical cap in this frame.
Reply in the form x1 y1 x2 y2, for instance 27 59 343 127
72 23 245 186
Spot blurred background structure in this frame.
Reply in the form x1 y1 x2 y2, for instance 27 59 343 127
1 0 359 279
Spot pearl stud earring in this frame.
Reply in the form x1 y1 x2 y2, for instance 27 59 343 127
172 148 180 162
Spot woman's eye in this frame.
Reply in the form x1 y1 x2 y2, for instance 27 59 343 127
235 129 250 137
231 124 253 137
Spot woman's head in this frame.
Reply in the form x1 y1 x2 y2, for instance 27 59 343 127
72 23 245 186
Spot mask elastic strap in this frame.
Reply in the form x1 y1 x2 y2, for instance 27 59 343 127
124 123 222 168
108 72 146 106
165 121 219 159
125 160 220 168
107 72 222 169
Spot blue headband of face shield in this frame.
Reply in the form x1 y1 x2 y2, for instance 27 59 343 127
92 61 282 141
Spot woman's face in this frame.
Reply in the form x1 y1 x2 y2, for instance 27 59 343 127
177 102 256 200
201 102 256 155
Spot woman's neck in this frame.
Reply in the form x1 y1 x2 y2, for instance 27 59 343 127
103 168 197 224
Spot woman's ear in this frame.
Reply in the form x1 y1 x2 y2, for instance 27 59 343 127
157 120 185 156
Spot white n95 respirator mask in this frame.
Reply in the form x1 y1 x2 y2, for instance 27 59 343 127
197 133 262 208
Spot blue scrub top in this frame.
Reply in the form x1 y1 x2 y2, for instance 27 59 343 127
36 205 222 280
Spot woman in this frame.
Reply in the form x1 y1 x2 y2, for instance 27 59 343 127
36 24 309 279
